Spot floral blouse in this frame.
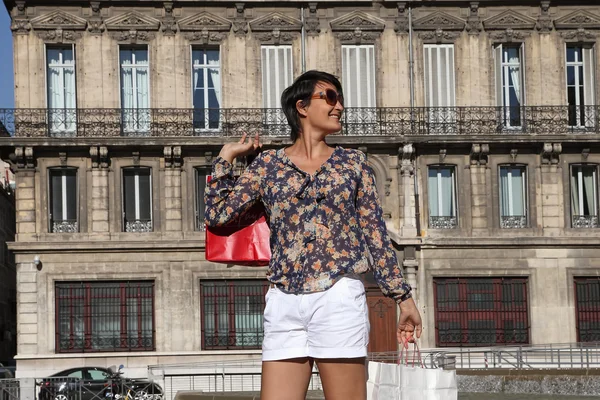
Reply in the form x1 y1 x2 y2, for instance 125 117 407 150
204 146 412 303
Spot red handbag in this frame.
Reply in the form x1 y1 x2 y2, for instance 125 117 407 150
205 177 271 266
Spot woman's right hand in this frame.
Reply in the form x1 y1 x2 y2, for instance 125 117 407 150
219 132 261 164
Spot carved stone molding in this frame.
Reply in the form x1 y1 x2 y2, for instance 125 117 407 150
10 1 30 34
399 144 415 177
418 28 461 43
105 10 160 42
36 28 83 43
465 2 483 36
331 11 385 44
536 1 553 33
132 152 140 166
560 28 597 42
59 152 67 166
510 149 518 162
554 10 600 30
161 2 177 36
541 143 561 165
489 28 532 43
184 29 226 44
439 149 447 163
483 10 537 31
250 12 302 44
30 10 87 42
470 143 489 166
394 2 409 34
88 1 104 34
232 3 248 37
90 146 109 169
413 11 465 32
164 146 182 169
14 147 34 170
582 148 590 161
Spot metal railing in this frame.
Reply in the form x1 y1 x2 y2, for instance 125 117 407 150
0 376 163 400
1 105 599 138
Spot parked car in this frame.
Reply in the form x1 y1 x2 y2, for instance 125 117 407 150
38 366 163 400
0 362 14 379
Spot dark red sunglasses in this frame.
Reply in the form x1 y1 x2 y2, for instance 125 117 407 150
311 89 344 107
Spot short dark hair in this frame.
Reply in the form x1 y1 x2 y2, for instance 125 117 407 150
280 70 343 142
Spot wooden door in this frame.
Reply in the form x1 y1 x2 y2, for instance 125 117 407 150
361 270 398 353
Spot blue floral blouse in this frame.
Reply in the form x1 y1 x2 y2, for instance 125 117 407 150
204 146 412 303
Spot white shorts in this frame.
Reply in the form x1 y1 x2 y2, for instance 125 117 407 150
262 276 370 361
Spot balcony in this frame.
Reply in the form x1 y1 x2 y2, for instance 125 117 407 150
0 106 598 138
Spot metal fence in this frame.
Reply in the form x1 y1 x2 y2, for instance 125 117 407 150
0 376 163 400
1 106 599 138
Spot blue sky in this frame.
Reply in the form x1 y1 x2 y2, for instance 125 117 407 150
0 5 14 108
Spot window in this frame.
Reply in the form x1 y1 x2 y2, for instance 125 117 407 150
46 46 76 135
566 45 596 128
494 44 525 128
575 277 600 342
88 368 111 381
122 168 152 232
195 168 208 231
342 45 376 134
200 280 269 349
261 46 292 136
499 166 527 228
570 165 599 228
120 47 150 134
56 281 155 353
192 48 221 131
424 44 456 133
427 166 457 229
49 168 78 233
434 277 529 346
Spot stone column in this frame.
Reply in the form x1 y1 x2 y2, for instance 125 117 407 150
16 260 38 356
164 146 183 233
399 144 417 236
90 146 110 235
13 147 35 241
470 144 489 235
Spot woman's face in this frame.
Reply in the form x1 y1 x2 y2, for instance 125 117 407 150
304 81 344 135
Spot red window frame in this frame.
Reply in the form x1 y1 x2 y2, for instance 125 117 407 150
575 277 600 342
200 280 269 350
433 277 529 347
55 281 155 353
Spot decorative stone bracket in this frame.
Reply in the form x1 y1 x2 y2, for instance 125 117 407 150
470 143 489 166
164 146 182 169
541 143 562 165
13 147 34 170
90 146 109 169
399 143 415 177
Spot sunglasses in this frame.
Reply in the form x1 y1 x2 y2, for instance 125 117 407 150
311 89 344 107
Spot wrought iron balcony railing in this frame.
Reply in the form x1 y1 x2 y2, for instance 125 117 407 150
125 219 153 233
0 106 599 138
429 216 458 229
51 219 79 233
572 215 599 228
500 215 527 229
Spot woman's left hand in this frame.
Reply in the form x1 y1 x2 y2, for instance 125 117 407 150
396 297 423 348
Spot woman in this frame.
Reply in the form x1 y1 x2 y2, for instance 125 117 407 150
205 70 422 400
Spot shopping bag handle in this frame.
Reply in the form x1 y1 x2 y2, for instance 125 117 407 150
398 341 424 368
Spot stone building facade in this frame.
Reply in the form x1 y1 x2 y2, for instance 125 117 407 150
2 0 600 378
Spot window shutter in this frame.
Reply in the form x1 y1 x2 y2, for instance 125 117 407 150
65 170 77 220
123 170 137 221
261 46 293 109
342 45 376 107
494 44 503 107
424 45 455 108
583 47 595 106
138 171 151 220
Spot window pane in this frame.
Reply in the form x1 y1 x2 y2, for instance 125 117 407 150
499 166 526 218
342 45 376 107
123 170 137 221
138 171 151 220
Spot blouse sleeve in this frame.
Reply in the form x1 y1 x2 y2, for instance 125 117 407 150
204 153 264 227
355 152 412 303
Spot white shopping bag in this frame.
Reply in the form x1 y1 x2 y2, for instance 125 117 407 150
367 344 457 400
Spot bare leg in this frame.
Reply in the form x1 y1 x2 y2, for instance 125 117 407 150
260 358 314 400
315 358 367 400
